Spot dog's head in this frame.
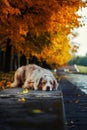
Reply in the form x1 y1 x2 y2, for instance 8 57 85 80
38 74 59 91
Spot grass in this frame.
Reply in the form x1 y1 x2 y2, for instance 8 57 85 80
77 65 87 74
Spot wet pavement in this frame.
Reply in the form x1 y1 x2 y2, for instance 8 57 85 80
60 78 87 130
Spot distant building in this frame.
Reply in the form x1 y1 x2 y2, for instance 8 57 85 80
57 64 79 74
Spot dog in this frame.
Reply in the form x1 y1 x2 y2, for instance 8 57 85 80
11 64 59 91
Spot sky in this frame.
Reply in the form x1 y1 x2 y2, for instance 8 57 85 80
70 7 87 56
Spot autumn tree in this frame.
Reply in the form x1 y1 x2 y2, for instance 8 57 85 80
0 0 86 69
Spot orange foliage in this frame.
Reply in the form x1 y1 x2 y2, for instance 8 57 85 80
0 0 86 67
32 25 71 67
0 72 14 89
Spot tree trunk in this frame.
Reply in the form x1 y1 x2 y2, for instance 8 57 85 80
26 57 29 65
10 51 14 71
0 50 5 71
4 38 12 72
18 52 21 68
13 55 18 70
20 55 26 66
0 49 1 70
2 51 6 71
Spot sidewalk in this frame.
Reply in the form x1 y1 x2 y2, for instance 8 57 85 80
60 78 87 130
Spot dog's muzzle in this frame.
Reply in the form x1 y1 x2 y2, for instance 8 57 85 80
46 86 51 91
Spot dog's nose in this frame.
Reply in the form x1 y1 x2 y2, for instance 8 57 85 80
46 86 50 91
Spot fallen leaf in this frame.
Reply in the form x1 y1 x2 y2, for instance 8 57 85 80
17 88 29 95
32 109 44 114
70 121 74 124
64 121 68 125
78 94 81 97
75 100 80 103
6 81 12 87
23 88 29 94
18 97 26 102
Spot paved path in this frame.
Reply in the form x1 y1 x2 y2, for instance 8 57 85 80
0 88 66 130
60 79 87 130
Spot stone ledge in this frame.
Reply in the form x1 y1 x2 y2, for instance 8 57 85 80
0 88 66 130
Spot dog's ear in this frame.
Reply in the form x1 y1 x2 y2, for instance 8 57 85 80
53 80 56 90
33 77 43 90
37 77 43 90
53 79 59 90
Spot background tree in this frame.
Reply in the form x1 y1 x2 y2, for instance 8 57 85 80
0 0 86 70
69 56 87 66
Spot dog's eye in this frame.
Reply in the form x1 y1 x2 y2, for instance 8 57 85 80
42 81 46 85
50 81 53 85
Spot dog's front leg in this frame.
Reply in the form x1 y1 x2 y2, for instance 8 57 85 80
33 81 39 90
22 80 29 89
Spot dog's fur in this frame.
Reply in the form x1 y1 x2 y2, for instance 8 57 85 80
11 64 59 91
